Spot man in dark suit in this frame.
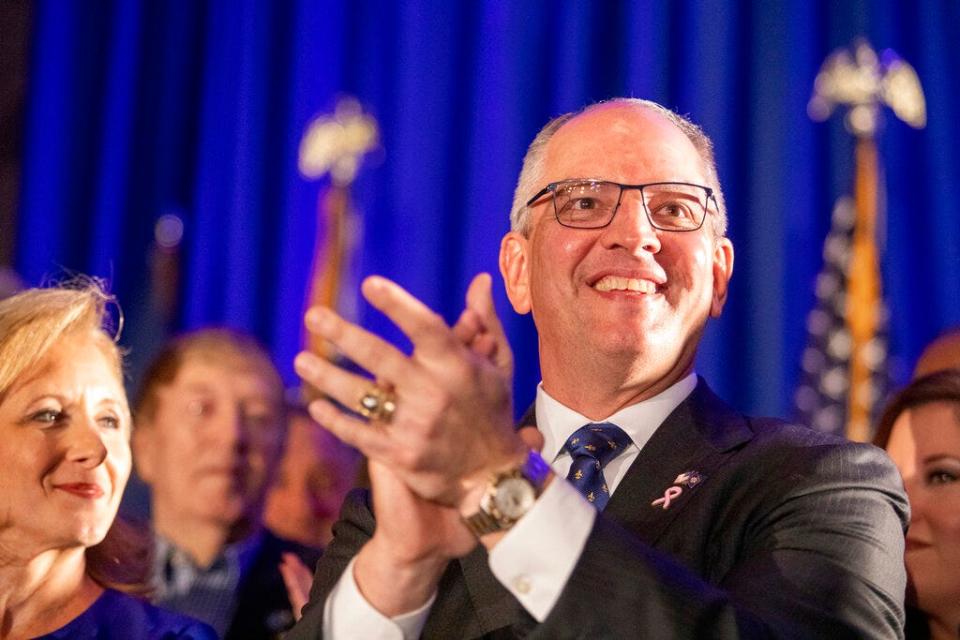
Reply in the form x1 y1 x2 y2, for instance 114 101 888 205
288 98 908 638
133 328 320 639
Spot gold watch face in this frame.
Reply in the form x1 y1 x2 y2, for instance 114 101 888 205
494 477 536 520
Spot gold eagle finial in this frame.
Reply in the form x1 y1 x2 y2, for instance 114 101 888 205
808 39 925 137
298 97 379 186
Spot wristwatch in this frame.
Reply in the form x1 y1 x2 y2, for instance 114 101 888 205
462 450 551 537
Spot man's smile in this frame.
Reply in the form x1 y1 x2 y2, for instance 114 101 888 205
591 275 660 294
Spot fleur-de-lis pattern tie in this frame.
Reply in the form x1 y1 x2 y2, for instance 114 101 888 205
563 422 632 510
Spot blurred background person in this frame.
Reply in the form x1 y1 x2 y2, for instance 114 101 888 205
875 369 960 639
915 328 960 378
0 282 213 638
132 328 320 639
264 401 361 621
263 402 360 549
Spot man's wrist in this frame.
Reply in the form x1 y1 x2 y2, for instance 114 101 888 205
354 539 448 618
471 471 556 550
459 442 532 513
460 450 552 540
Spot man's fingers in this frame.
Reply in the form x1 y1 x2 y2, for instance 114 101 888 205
306 396 391 459
465 273 508 338
454 308 499 359
470 334 497 360
464 273 494 315
294 351 379 418
361 276 454 352
464 273 514 378
518 426 545 453
303 305 422 388
452 308 483 346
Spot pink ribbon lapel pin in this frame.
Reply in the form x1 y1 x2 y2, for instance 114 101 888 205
651 470 704 510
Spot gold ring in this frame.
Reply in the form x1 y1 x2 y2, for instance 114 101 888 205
357 384 397 423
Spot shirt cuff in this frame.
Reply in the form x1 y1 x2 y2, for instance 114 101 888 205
488 476 596 621
323 556 436 640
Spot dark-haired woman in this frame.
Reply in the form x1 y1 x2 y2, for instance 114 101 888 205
876 369 960 639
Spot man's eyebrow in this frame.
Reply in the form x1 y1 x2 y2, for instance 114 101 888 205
177 382 215 394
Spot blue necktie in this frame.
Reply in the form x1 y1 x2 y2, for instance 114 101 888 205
563 422 632 510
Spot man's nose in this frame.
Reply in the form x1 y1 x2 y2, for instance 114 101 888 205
599 192 662 254
210 405 250 451
65 416 108 468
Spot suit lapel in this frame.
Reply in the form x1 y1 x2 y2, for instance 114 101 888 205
604 378 753 545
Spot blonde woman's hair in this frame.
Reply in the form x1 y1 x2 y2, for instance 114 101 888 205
0 279 122 402
0 279 152 595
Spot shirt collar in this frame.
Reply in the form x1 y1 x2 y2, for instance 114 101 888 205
536 373 698 463
154 528 265 580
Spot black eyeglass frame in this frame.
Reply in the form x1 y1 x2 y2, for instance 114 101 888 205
525 179 718 232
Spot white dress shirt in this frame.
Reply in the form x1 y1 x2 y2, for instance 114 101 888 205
324 374 698 639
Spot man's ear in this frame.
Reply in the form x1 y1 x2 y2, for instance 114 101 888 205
710 237 734 318
499 231 532 315
131 419 157 485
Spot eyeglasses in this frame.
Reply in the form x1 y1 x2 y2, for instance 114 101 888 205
525 179 716 231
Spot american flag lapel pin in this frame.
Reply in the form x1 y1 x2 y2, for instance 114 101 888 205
674 471 703 487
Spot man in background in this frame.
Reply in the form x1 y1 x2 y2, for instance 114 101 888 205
264 402 360 548
133 328 319 639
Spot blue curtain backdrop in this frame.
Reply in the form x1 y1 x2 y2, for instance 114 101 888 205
16 0 960 420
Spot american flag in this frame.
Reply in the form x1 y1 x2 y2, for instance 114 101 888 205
794 195 893 440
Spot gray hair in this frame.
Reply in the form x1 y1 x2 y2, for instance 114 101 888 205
509 98 728 238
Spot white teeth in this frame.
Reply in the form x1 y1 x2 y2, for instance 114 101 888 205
593 276 657 293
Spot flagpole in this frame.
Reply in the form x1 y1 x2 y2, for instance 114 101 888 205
845 137 881 441
297 97 379 363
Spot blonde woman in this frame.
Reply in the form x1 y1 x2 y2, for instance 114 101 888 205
0 282 214 639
